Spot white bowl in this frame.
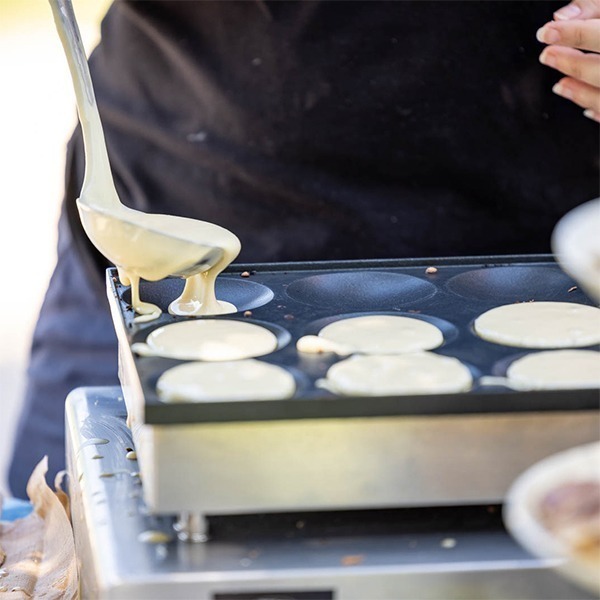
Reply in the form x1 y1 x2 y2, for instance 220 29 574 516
504 442 600 596
552 198 600 302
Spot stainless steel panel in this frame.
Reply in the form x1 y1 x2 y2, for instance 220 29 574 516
134 411 598 514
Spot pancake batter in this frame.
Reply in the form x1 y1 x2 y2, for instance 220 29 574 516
297 315 444 356
131 319 279 361
321 352 473 396
506 350 600 390
157 359 296 402
84 206 241 322
474 302 600 348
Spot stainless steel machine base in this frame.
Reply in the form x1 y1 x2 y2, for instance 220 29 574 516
65 388 596 600
131 408 599 515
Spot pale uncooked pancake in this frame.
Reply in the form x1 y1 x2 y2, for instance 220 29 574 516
474 302 600 348
506 350 600 390
132 319 278 361
313 315 444 355
157 359 296 402
322 352 472 396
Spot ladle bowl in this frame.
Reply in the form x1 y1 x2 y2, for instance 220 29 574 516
77 202 229 281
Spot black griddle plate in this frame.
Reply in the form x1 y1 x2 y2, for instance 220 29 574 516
106 255 600 425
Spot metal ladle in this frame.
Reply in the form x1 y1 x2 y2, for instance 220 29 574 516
48 0 240 320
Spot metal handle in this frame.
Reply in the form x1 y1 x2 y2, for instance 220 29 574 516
48 0 113 194
49 0 97 115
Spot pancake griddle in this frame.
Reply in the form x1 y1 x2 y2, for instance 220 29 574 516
107 254 600 426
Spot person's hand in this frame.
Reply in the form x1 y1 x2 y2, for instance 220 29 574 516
536 0 600 122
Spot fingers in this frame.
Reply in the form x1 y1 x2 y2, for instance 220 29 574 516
537 19 600 52
543 1 600 120
540 46 600 88
554 0 600 21
552 76 600 113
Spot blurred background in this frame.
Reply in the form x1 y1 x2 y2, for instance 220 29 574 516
0 0 111 496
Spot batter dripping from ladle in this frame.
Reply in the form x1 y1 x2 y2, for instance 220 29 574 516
51 0 240 322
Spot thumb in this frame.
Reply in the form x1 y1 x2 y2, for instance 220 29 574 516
554 0 600 20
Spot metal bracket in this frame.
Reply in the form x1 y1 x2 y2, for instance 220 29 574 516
174 511 208 543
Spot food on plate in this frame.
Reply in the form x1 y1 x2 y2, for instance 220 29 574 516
538 479 600 565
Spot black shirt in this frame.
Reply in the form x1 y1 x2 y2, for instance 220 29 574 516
72 0 598 282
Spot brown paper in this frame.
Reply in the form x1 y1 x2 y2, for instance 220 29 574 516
0 457 78 599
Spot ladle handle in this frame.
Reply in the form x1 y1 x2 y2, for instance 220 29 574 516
48 0 114 192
